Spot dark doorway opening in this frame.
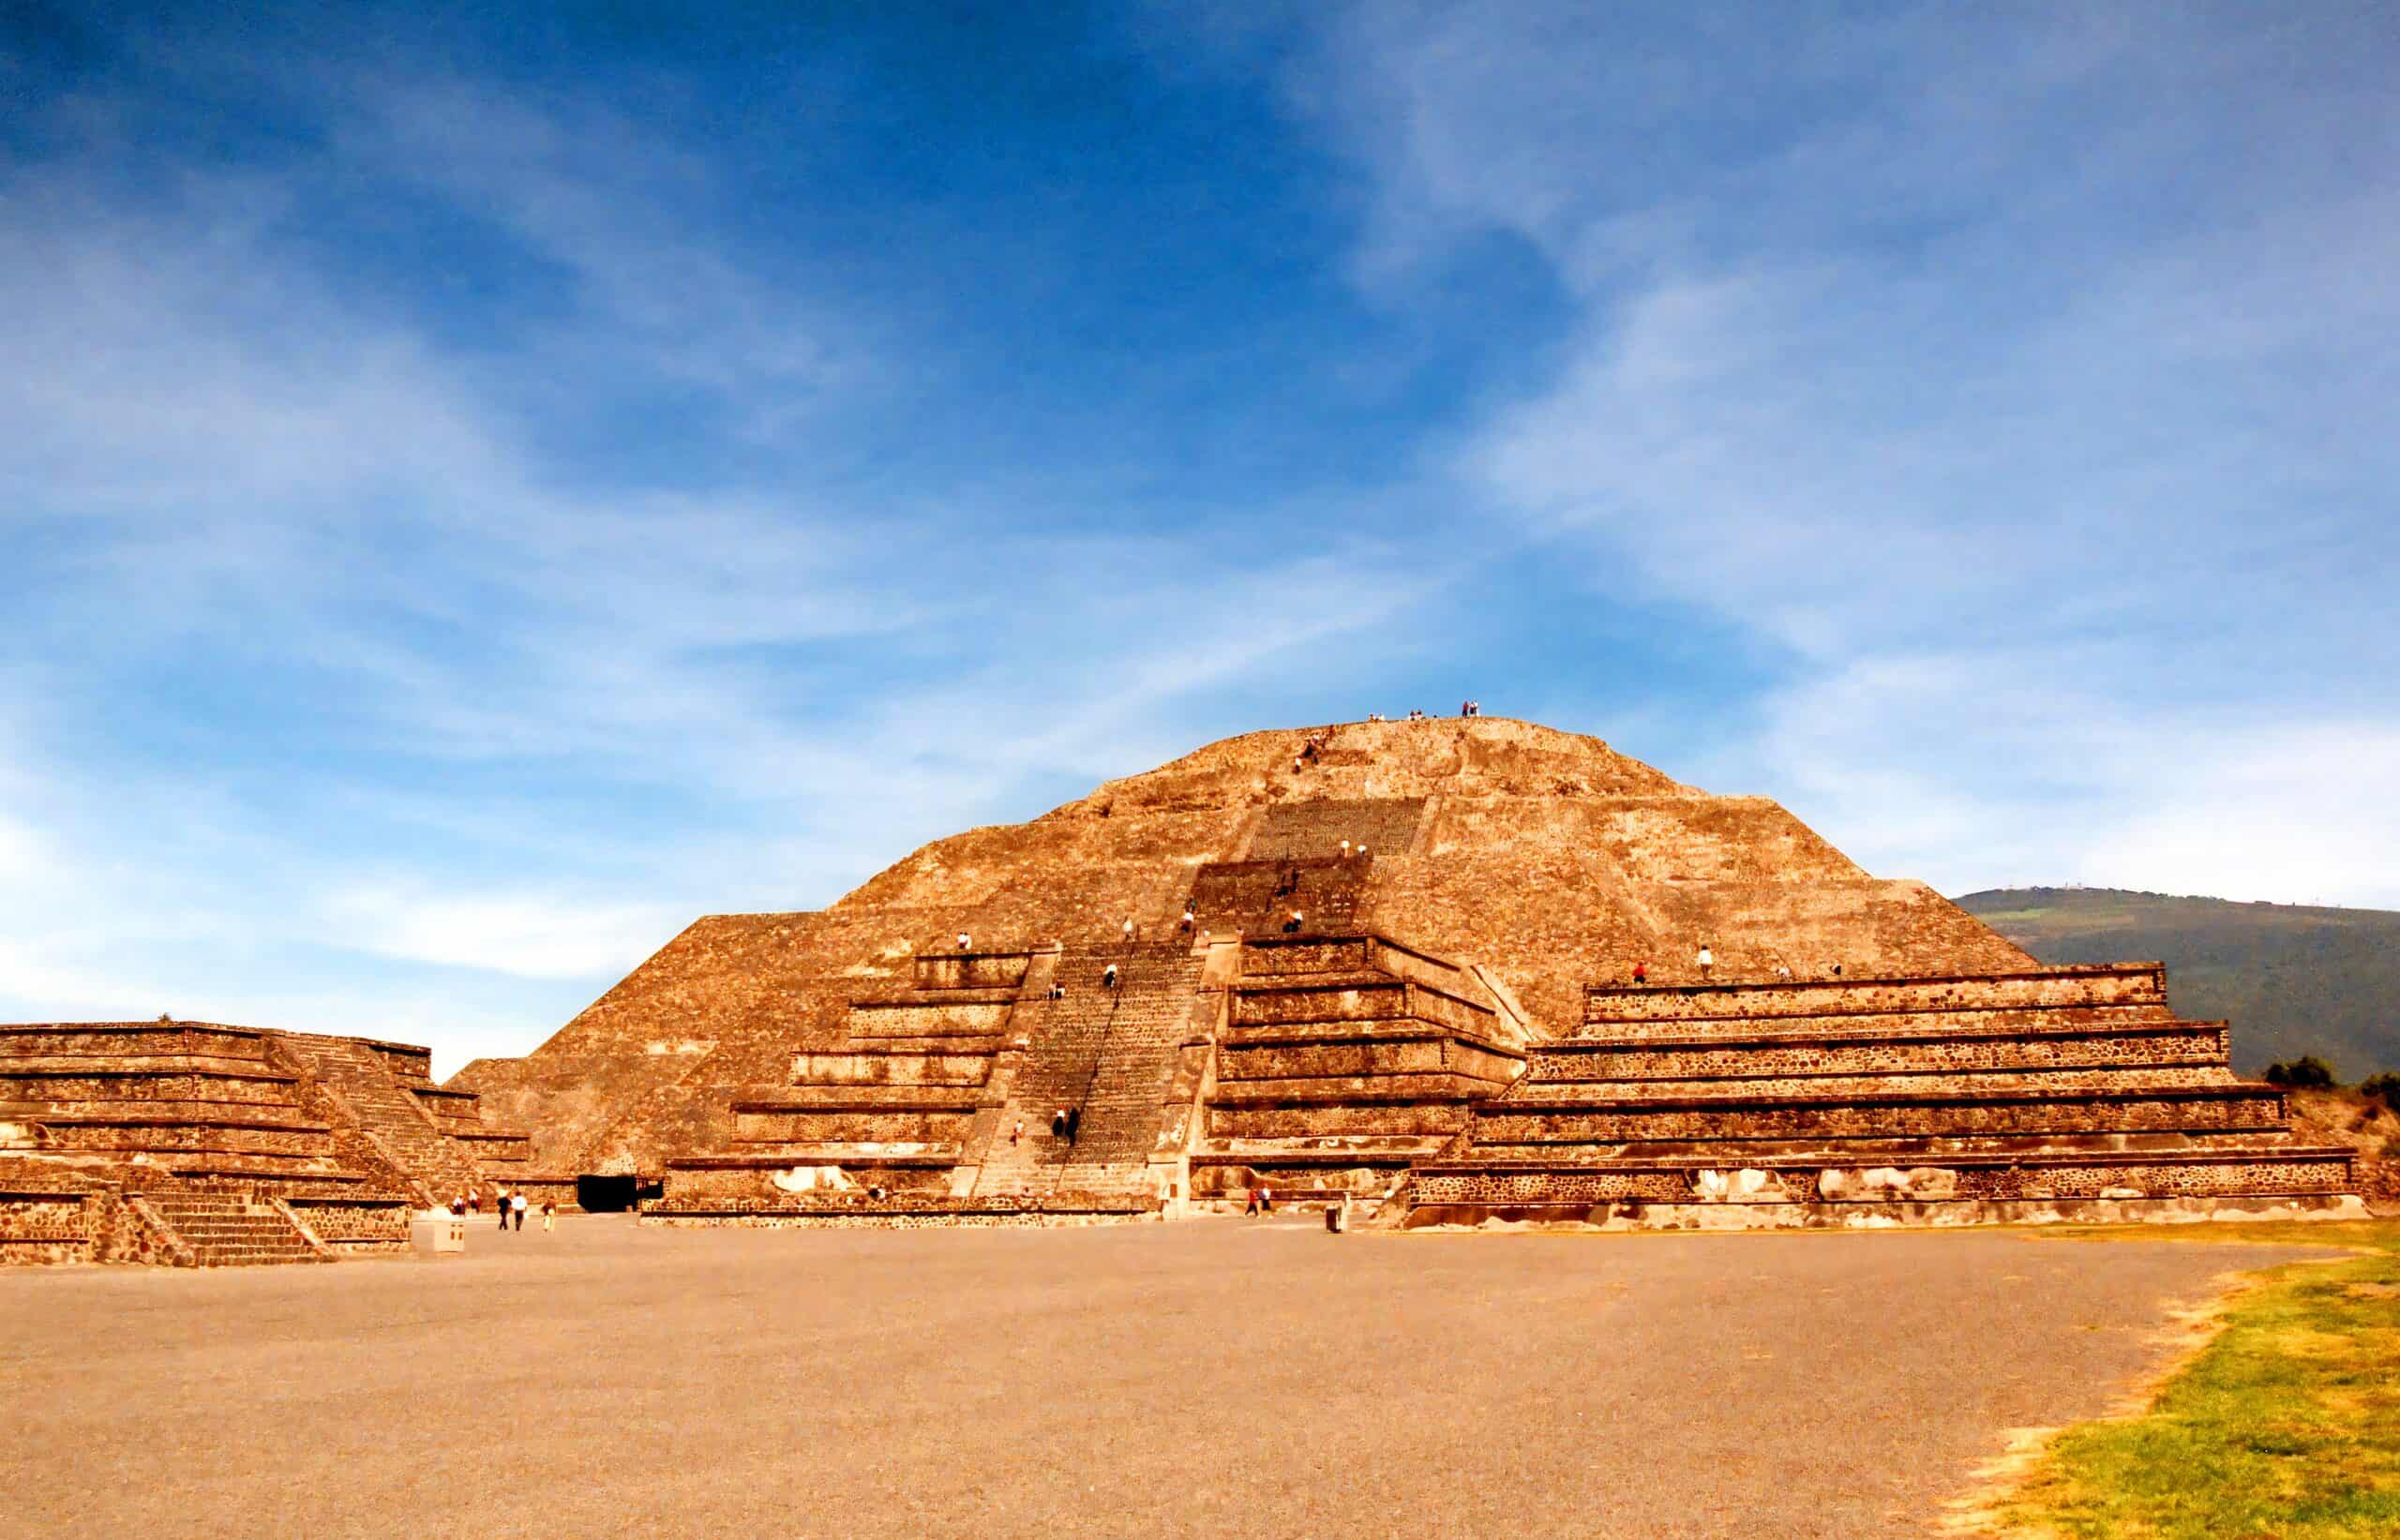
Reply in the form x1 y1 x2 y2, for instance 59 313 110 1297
578 1174 639 1213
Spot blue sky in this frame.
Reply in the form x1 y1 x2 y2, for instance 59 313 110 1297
5 3 2395 1072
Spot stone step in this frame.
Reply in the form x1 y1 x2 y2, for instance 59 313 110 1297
1470 1087 2293 1145
1581 964 2170 1027
1520 1067 2243 1100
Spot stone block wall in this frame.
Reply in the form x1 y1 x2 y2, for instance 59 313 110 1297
1531 1021 2230 1082
912 952 1034 992
1191 857 1372 935
844 1001 1012 1039
1472 1089 2291 1148
1246 798 1428 861
285 1195 412 1249
1582 964 2168 1029
0 1186 96 1264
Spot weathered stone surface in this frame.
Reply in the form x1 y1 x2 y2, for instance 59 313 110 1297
1817 1166 1959 1202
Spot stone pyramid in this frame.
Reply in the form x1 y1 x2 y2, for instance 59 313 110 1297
456 717 2104 1219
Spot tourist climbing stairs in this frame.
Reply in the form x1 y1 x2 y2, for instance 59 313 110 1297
278 1034 485 1206
975 941 1202 1201
142 1188 329 1266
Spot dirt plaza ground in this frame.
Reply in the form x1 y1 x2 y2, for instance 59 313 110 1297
0 1215 2339 1538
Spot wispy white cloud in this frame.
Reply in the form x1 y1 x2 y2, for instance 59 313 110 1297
1284 4 2400 902
320 885 691 980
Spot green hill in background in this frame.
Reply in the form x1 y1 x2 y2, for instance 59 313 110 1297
1954 888 2400 1079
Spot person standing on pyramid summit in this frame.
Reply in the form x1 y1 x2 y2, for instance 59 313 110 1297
1696 944 1715 980
956 932 970 950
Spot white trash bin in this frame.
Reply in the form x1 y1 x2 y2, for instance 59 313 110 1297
412 1211 466 1257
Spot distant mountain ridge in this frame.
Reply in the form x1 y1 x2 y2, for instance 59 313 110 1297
1954 887 2400 1078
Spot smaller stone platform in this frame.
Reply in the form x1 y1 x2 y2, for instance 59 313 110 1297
1396 964 2365 1230
1190 932 1526 1207
0 1019 559 1265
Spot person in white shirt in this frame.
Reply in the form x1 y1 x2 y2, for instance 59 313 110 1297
1697 944 1715 979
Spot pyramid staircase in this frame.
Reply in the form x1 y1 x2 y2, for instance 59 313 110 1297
972 941 1204 1202
0 1021 413 1264
1402 964 2365 1228
141 1188 329 1266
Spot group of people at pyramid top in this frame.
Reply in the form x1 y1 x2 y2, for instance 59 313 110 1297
1358 700 1479 723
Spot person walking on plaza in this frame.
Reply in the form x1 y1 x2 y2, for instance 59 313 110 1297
1245 1185 1262 1218
511 1191 528 1231
541 1200 556 1233
1259 1185 1274 1215
495 1189 512 1230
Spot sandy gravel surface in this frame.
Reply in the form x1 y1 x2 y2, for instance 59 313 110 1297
0 1215 2331 1538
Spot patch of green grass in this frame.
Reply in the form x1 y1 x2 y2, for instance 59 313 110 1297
1988 1219 2400 1538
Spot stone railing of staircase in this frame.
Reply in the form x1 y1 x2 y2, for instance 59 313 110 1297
275 1034 482 1208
